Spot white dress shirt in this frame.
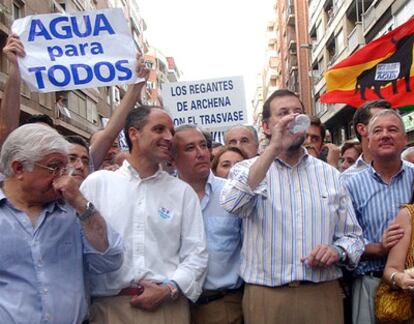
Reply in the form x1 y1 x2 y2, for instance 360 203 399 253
81 160 208 302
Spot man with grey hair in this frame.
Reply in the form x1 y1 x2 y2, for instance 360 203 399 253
0 123 123 323
340 100 392 182
224 125 259 158
343 109 414 324
172 124 243 324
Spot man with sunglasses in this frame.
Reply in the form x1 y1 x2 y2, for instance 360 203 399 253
0 123 123 323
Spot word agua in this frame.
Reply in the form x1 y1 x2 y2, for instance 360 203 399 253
27 13 132 89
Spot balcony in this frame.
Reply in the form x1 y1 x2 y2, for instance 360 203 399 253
268 37 277 48
289 69 299 93
287 5 295 26
347 22 364 54
269 56 279 69
289 56 298 74
269 69 279 81
362 3 376 31
288 40 297 55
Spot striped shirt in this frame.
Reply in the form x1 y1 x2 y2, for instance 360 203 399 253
340 154 369 183
220 153 364 287
343 161 414 276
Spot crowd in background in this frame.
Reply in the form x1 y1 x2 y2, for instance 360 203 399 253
2 33 414 324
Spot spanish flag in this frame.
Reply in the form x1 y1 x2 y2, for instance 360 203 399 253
321 17 414 108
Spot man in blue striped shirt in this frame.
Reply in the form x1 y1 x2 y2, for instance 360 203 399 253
343 109 413 324
220 89 364 324
341 100 392 182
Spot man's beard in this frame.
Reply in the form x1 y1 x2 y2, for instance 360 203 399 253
287 135 305 153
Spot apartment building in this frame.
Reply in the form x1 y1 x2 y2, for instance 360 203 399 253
144 47 180 107
255 0 313 120
0 0 176 141
252 0 313 147
308 0 414 143
255 0 414 145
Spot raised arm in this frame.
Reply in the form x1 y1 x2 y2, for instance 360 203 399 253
0 34 25 147
90 55 150 169
247 113 297 189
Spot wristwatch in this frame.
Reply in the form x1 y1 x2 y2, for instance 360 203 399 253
333 245 347 263
77 201 95 221
163 280 179 300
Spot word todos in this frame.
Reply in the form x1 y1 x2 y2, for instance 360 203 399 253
25 12 132 89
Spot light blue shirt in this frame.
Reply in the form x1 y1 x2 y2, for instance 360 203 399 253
201 172 242 290
343 161 414 276
220 153 364 287
0 189 123 324
340 154 369 182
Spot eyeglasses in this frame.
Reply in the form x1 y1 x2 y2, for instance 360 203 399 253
35 163 68 176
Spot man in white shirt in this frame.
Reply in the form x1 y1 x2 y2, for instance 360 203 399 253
81 106 208 324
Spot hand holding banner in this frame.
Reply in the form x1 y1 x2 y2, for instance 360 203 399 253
12 8 142 92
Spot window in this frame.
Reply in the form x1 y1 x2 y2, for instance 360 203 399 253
326 36 336 65
335 29 345 52
86 98 98 124
316 22 324 42
12 0 24 20
39 93 53 110
68 91 86 116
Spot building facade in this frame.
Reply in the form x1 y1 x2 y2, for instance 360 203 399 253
309 0 414 143
0 0 179 140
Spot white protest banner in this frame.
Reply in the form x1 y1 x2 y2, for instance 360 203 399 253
161 76 246 131
12 8 142 92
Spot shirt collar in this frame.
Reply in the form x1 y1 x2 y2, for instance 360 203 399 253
275 147 309 168
0 187 66 213
121 159 165 181
368 160 405 183
355 154 369 168
204 171 215 194
0 188 7 205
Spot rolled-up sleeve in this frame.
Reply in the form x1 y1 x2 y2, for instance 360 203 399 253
333 185 364 270
81 222 124 274
220 158 266 217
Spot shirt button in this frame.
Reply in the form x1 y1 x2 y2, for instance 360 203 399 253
43 288 48 294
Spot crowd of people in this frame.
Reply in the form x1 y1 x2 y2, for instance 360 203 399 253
2 32 414 324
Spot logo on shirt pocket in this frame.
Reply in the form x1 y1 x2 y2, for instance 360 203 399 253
159 207 171 220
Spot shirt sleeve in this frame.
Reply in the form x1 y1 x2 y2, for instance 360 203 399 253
81 221 124 274
170 186 208 302
220 159 266 217
79 174 124 275
333 184 365 270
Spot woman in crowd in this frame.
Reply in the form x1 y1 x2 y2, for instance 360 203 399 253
340 141 362 171
383 204 414 291
211 146 247 179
